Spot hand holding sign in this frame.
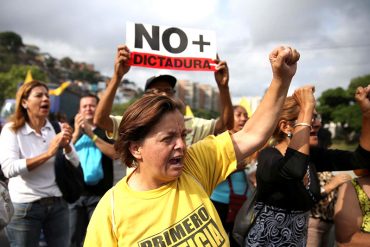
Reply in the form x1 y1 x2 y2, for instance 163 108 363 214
114 45 131 81
214 57 229 89
269 46 300 84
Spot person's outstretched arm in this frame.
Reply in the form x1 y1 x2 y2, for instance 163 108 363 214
356 85 370 151
213 59 234 135
93 45 131 132
232 46 300 162
82 122 119 160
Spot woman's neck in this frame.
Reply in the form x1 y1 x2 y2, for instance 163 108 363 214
27 117 46 134
127 168 171 191
274 139 290 155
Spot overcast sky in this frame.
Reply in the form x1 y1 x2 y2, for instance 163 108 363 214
1 0 370 101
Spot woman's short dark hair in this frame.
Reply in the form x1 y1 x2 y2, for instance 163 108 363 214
114 94 184 167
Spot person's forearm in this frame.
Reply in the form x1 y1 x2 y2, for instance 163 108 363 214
214 85 233 134
72 129 80 144
244 77 290 141
359 115 370 151
337 232 370 247
93 75 121 132
26 152 54 171
288 107 313 155
233 77 291 161
94 137 118 160
87 131 118 160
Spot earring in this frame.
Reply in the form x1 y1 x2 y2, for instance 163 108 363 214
287 132 293 139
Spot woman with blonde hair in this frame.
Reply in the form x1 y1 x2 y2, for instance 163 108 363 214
246 84 370 246
0 80 79 247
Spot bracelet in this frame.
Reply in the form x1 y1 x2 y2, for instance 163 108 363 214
92 134 98 143
294 122 312 130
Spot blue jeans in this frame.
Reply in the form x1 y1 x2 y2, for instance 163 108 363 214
68 195 100 247
5 197 69 247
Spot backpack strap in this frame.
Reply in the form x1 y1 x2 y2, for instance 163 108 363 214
50 121 61 134
227 171 248 195
227 176 235 194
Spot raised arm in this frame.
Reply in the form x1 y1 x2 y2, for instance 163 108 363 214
82 121 118 160
213 59 234 135
93 45 131 132
288 86 316 155
232 46 300 162
356 85 370 151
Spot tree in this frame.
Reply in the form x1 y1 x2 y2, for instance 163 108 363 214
317 73 370 141
0 31 24 52
0 65 49 105
60 57 74 69
111 97 139 116
347 74 370 97
317 87 351 124
192 108 219 119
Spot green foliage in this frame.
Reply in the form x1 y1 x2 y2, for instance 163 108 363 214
0 47 18 72
347 74 370 97
60 57 74 69
0 31 23 52
71 69 99 82
0 65 49 104
318 87 350 107
317 73 370 138
331 104 361 131
111 97 139 116
192 108 219 119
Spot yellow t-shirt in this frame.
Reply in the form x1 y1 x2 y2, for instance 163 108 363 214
108 115 216 146
84 132 236 247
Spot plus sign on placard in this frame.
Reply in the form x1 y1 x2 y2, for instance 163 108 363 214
126 22 217 71
192 35 211 52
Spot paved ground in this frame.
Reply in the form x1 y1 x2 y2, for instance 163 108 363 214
0 160 126 246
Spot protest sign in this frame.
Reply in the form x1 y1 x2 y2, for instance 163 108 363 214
126 22 217 71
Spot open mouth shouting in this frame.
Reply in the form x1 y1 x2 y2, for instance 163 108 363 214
40 103 50 112
168 156 183 168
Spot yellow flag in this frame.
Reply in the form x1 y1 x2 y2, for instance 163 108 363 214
49 81 71 96
24 70 34 83
239 97 252 116
185 105 194 117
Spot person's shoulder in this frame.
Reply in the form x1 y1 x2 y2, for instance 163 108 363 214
2 122 14 129
257 146 280 165
1 122 17 134
259 146 276 155
192 116 215 123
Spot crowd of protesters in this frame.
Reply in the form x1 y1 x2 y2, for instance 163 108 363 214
0 43 369 247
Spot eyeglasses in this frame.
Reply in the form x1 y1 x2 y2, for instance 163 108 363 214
145 88 176 96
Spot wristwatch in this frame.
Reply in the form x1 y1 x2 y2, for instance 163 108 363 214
320 187 327 197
